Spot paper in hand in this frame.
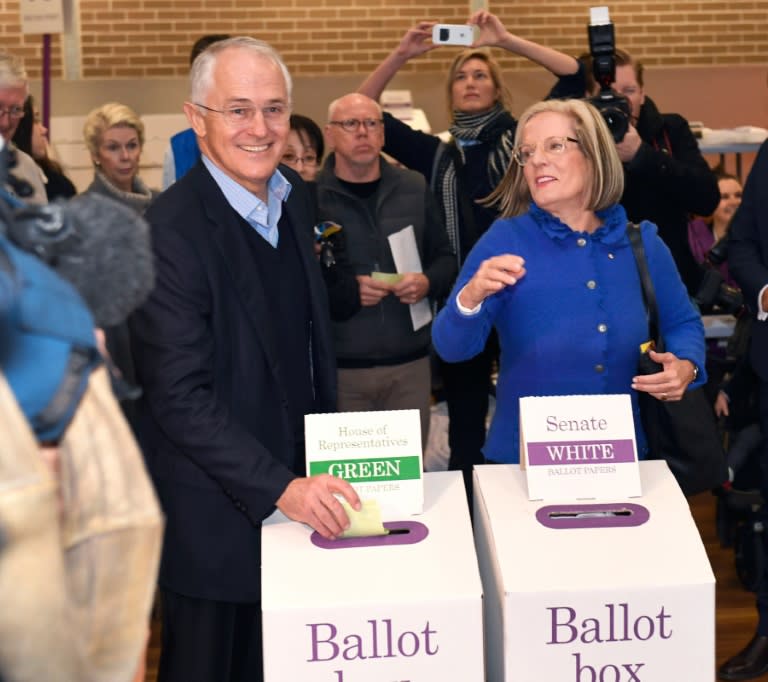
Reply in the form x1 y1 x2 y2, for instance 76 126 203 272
387 225 432 331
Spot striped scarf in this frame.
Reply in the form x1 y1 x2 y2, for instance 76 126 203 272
434 104 516 264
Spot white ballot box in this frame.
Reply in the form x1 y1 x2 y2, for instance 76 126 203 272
473 460 715 682
262 470 483 681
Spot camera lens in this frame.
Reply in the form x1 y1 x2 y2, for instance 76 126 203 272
439 28 450 41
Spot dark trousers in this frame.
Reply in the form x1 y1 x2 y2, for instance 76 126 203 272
158 589 263 682
754 380 768 635
440 336 497 503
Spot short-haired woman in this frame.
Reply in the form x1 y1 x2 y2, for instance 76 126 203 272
83 102 157 213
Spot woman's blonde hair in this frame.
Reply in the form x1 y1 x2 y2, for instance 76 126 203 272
445 49 511 116
83 102 145 158
484 98 624 217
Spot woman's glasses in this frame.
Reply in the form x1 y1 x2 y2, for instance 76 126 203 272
513 136 580 166
281 152 318 166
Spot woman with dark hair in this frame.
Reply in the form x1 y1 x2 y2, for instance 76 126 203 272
688 169 743 288
12 96 76 200
282 113 325 182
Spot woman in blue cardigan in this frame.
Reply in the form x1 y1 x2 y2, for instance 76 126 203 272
432 98 706 464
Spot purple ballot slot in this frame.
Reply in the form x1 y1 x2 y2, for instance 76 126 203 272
535 503 650 529
310 521 429 549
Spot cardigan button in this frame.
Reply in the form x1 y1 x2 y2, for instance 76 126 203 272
594 364 605 373
577 238 587 247
597 323 607 333
586 280 597 289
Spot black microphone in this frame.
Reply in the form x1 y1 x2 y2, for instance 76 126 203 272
9 193 155 327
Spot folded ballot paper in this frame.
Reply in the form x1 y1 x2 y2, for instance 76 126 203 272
340 499 388 538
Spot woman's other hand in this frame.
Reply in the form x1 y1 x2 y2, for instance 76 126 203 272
469 10 510 48
458 254 526 309
631 350 698 402
714 390 730 418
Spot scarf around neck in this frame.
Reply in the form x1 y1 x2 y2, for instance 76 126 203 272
436 103 517 264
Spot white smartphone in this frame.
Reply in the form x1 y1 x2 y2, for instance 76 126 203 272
432 24 473 47
589 6 611 25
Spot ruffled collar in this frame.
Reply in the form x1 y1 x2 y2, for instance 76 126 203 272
528 202 629 245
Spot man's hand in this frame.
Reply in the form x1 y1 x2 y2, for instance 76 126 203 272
715 391 730 418
276 474 361 540
392 272 429 305
615 124 642 163
761 287 768 314
356 274 392 307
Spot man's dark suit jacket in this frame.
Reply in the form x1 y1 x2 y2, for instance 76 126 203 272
129 161 336 603
729 140 768 383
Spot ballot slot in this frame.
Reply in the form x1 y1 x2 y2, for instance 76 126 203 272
535 502 650 529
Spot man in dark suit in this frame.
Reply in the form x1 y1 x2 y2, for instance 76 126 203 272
719 140 768 681
129 37 360 682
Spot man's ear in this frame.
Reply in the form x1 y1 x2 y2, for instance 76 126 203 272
184 102 207 138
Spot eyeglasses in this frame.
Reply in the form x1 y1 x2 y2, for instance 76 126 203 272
328 118 383 133
282 152 318 166
513 136 581 166
0 106 25 120
193 102 289 127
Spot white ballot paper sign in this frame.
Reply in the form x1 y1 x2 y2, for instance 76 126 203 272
305 409 424 517
388 225 432 331
519 394 641 501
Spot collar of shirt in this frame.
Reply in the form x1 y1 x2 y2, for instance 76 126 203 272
201 155 292 248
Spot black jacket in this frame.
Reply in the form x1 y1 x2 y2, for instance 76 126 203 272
316 154 456 363
729 140 768 382
623 96 719 295
549 65 719 294
129 161 336 601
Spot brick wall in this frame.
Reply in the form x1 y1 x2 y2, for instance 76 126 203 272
3 0 767 80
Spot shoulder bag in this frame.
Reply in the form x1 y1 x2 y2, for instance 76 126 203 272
627 223 729 496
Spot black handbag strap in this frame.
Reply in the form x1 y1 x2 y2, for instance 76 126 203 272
626 222 664 352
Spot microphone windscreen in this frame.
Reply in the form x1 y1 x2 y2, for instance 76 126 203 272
53 193 155 327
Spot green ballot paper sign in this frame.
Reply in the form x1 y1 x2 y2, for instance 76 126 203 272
305 409 424 517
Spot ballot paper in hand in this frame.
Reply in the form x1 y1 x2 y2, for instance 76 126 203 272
339 499 389 538
388 225 432 331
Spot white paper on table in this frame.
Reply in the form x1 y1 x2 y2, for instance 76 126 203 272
388 225 432 331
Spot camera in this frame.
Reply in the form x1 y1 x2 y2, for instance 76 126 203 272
693 234 745 316
585 6 631 143
431 24 473 47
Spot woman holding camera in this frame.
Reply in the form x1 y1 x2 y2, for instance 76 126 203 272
357 9 574 493
432 98 706 463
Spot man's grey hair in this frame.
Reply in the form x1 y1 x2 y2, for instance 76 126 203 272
327 93 382 122
0 52 28 92
189 37 292 105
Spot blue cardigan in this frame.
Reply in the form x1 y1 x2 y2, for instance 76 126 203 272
432 203 706 463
